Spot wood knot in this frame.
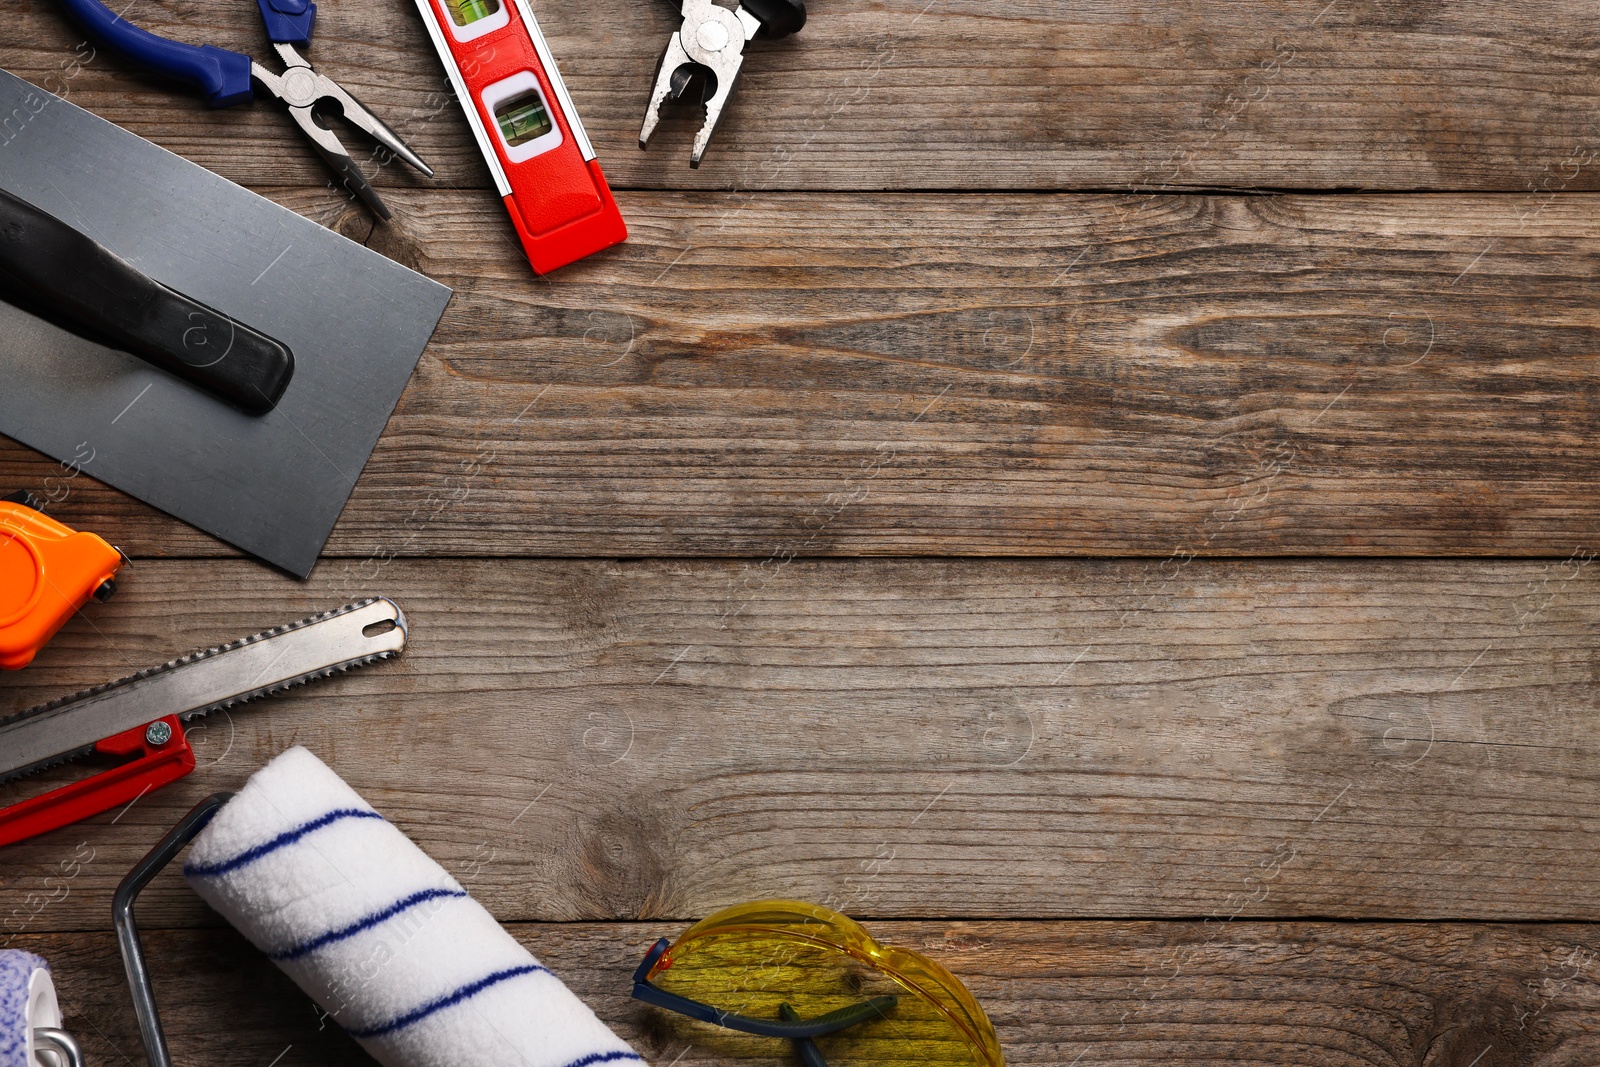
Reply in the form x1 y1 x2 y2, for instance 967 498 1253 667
570 803 683 920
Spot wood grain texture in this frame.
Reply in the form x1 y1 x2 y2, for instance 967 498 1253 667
15 922 1600 1067
3 189 1597 559
4 558 1599 929
7 1 1600 192
5 1 1594 1061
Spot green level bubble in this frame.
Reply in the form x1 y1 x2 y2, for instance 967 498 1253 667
446 0 498 27
495 90 553 146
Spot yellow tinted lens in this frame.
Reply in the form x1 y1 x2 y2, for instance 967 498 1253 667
873 945 1004 1064
648 901 1000 1066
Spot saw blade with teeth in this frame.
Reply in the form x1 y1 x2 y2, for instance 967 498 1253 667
0 598 407 785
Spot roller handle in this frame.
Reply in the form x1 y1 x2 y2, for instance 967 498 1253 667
114 792 233 1067
0 187 295 414
52 0 255 106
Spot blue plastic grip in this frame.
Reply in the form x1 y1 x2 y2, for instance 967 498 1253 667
52 0 254 107
256 0 316 45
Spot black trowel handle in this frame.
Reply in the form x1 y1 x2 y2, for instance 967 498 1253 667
0 188 294 414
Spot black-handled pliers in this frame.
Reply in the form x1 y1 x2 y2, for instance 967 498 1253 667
639 0 806 167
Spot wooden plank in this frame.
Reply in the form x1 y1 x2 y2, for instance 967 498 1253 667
5 557 1600 929
6 1 1600 193
4 189 1598 559
14 921 1600 1066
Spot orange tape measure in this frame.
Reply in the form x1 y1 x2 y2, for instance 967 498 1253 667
0 492 124 670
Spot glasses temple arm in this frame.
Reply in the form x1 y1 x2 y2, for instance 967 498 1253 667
779 1003 830 1067
632 939 897 1040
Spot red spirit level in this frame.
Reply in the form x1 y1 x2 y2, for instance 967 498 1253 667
412 0 627 273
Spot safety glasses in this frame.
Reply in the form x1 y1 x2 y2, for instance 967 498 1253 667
631 900 1004 1066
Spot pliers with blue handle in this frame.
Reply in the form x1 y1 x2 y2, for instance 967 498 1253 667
54 0 433 220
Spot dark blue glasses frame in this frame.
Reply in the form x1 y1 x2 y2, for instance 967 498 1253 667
630 936 899 1065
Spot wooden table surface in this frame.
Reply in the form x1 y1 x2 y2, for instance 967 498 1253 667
5 2 1600 1064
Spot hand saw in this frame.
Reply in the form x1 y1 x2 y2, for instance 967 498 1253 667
0 598 406 847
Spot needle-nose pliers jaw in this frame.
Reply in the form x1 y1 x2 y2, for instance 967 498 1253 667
52 0 433 219
251 42 435 220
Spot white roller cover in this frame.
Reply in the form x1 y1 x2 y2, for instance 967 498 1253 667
183 746 644 1067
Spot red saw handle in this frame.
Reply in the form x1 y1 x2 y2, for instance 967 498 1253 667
0 716 195 847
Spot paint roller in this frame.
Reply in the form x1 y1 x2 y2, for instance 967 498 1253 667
115 747 646 1067
0 951 82 1067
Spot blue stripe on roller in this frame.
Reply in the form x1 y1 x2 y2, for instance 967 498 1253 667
183 808 385 878
267 888 471 961
559 1053 645 1067
346 964 555 1038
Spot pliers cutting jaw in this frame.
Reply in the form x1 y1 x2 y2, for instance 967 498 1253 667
640 0 805 168
251 43 435 221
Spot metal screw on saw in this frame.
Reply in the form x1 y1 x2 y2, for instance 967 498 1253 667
145 721 172 746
